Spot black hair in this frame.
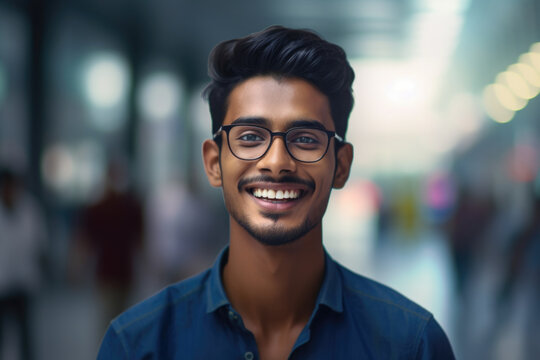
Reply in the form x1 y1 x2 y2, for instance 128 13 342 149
203 25 355 143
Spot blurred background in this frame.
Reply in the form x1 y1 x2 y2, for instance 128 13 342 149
0 0 539 359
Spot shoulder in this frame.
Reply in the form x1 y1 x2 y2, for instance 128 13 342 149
111 269 210 337
338 264 431 321
337 262 430 318
98 269 212 358
334 263 455 358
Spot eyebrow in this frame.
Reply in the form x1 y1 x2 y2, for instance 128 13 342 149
230 117 328 130
289 120 327 130
231 117 269 126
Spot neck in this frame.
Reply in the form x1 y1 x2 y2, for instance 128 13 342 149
223 220 325 333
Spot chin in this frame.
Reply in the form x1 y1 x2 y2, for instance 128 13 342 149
236 215 318 246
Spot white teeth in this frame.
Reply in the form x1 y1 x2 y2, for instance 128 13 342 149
252 188 300 200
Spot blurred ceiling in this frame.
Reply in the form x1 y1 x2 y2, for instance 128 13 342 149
9 0 537 89
39 0 416 85
4 0 538 92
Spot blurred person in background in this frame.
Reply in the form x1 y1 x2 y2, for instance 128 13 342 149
73 160 144 333
0 167 47 360
495 186 540 359
145 178 216 290
98 26 455 359
446 186 495 296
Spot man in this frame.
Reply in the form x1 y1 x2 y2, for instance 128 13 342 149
98 26 455 359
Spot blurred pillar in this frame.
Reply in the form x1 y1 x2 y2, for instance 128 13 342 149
125 0 143 174
28 0 51 199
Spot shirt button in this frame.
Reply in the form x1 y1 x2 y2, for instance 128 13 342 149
228 310 239 322
244 351 254 360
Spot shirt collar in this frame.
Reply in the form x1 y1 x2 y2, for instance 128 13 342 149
205 246 343 314
206 247 231 313
317 251 343 313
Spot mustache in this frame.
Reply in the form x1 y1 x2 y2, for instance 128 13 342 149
238 175 315 192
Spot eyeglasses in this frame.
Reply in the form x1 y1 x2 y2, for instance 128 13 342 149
213 124 343 163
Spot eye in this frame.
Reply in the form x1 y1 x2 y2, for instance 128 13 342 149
292 135 319 144
238 133 264 142
232 127 268 148
288 130 323 146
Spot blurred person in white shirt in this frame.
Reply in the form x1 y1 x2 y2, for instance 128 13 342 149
0 167 47 360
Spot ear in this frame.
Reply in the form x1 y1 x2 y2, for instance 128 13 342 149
333 143 353 189
202 139 222 187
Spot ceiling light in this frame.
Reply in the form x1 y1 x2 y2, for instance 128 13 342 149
483 84 515 123
81 52 130 109
496 71 537 99
508 63 540 88
138 72 183 121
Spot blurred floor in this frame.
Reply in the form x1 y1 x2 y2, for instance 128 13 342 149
33 288 102 360
2 287 101 360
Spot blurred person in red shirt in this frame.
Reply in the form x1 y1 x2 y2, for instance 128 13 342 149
75 160 144 332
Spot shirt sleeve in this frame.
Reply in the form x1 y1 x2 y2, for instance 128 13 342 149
97 324 128 360
415 316 455 360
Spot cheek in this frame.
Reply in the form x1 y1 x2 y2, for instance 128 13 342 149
220 155 249 190
313 160 336 190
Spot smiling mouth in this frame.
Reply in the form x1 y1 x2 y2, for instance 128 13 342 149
250 188 303 201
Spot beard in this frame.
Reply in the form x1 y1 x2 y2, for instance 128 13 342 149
231 210 319 246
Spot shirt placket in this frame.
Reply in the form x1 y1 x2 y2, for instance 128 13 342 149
225 306 260 360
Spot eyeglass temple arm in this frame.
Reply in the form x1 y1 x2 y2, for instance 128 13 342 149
212 126 223 139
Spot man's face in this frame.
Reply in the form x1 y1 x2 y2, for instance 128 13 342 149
204 75 352 246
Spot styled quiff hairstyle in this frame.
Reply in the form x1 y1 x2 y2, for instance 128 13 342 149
203 25 355 141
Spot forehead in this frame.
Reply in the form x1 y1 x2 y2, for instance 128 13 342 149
224 76 334 130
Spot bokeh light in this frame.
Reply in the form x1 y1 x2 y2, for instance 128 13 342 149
138 72 183 121
482 84 515 123
41 141 105 200
81 52 130 109
491 83 527 111
508 63 540 88
386 78 421 104
530 41 540 53
483 43 540 124
519 52 540 72
496 71 536 100
41 144 76 191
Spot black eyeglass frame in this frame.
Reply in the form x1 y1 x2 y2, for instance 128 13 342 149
213 124 344 163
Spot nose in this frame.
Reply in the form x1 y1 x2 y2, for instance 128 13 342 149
256 136 297 175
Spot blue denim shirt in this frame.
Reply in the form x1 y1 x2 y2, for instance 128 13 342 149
98 247 455 359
